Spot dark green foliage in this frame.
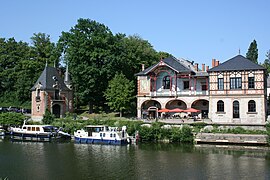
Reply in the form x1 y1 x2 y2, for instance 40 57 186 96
0 112 25 125
246 39 258 64
266 123 270 145
42 109 55 124
262 50 270 75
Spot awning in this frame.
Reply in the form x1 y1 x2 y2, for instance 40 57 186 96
182 108 201 113
158 108 171 112
169 108 184 113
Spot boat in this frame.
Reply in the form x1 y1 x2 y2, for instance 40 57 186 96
10 124 71 142
74 125 130 145
0 125 5 136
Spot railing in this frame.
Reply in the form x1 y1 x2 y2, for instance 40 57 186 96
150 90 209 97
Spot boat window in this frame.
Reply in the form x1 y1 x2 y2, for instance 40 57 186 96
23 127 26 129
110 133 112 137
36 127 40 131
27 127 31 131
32 127 35 131
100 133 102 137
113 134 116 138
103 133 106 137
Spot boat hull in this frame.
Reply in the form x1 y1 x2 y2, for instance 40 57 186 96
74 137 129 145
10 132 70 142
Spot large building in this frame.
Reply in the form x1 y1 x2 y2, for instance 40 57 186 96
31 64 73 121
136 55 267 125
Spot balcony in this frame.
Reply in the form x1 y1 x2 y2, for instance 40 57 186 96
149 90 208 97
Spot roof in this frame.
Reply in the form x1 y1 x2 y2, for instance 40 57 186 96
31 66 70 91
135 56 194 76
208 55 266 72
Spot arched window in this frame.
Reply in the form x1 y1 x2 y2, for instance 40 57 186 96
217 100 224 112
163 76 170 89
233 101 240 118
248 100 256 112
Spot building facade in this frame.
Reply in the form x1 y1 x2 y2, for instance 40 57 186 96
31 65 73 121
136 57 209 120
136 55 267 125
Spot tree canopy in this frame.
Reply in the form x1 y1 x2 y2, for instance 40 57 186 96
246 39 258 64
104 73 134 117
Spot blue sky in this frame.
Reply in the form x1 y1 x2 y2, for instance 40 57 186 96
1 0 270 66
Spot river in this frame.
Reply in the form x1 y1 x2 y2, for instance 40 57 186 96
0 137 269 180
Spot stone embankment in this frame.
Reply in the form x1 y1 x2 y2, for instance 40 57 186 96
195 133 268 145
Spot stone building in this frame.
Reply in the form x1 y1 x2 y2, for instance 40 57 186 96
136 55 267 125
208 55 267 124
31 64 73 121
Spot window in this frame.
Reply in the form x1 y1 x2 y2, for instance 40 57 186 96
233 101 240 118
248 77 255 89
163 76 170 89
202 84 207 91
218 78 224 90
55 89 60 100
230 77 242 89
217 100 224 112
248 100 256 112
183 81 189 90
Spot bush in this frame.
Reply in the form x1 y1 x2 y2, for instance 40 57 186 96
42 109 55 124
0 112 25 125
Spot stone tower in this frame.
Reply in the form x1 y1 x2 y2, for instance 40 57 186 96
31 64 73 121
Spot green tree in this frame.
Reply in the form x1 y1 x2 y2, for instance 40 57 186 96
246 39 258 64
104 73 134 117
262 50 270 74
59 18 115 113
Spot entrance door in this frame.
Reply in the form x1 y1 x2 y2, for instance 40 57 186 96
52 104 61 118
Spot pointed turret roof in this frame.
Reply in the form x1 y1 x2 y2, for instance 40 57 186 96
31 65 70 91
208 55 265 72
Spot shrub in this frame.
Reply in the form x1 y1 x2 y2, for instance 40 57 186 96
0 112 25 125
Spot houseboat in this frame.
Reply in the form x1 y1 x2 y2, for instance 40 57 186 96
10 124 71 142
74 125 130 145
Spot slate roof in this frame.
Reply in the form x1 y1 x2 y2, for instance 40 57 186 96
135 56 194 76
208 55 266 72
31 66 70 91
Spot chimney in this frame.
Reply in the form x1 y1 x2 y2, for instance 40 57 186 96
142 64 145 71
206 66 209 71
202 64 205 71
194 63 198 71
215 60 219 66
212 59 216 67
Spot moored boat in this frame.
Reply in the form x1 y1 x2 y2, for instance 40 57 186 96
10 124 71 142
0 126 5 136
74 125 130 145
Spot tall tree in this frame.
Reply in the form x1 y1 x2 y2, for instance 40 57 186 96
246 39 258 64
104 73 134 117
59 18 115 113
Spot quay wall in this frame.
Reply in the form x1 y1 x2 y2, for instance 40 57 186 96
195 133 268 145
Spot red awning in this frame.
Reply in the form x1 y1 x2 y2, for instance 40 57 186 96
169 108 184 113
158 108 171 112
182 108 201 113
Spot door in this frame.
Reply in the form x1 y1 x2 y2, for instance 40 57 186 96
52 104 61 118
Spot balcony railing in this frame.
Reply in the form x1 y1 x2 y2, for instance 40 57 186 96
149 90 209 97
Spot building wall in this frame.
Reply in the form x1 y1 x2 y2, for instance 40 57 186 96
208 70 266 124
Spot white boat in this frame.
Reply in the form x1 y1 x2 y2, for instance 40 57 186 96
0 126 5 136
10 124 71 142
74 125 130 145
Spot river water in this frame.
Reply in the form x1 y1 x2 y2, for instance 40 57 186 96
0 137 269 180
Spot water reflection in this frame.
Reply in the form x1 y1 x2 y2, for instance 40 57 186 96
0 140 269 180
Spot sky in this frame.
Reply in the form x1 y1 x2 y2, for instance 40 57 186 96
1 0 270 67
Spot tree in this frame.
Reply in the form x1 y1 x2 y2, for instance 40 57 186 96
104 73 134 117
246 39 258 64
59 18 116 113
262 50 270 75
